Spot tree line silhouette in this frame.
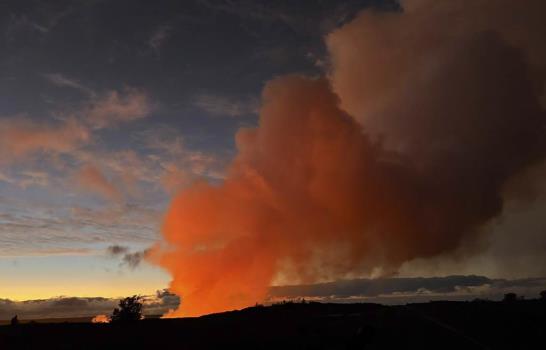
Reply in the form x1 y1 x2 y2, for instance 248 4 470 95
6 290 546 325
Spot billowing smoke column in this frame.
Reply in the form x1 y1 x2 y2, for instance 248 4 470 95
152 0 546 316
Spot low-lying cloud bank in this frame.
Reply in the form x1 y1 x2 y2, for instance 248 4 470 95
0 289 179 320
2 276 545 320
268 276 546 304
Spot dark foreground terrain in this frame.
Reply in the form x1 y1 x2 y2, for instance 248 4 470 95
1 300 545 349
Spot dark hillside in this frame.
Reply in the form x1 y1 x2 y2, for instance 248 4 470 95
1 300 545 349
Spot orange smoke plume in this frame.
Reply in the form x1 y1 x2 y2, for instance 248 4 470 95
153 1 546 317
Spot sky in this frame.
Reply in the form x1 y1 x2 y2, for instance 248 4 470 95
0 0 398 302
0 0 545 318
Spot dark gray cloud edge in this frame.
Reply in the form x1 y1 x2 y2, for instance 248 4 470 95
268 275 546 304
105 245 151 270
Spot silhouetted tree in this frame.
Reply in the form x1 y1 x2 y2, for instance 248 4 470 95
540 290 546 300
111 295 143 322
10 315 18 326
503 293 517 302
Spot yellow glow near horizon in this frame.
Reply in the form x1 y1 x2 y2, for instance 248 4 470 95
0 268 171 301
0 284 167 301
0 254 171 301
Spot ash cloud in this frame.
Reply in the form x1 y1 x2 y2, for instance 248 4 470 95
106 244 129 256
121 248 151 270
152 0 546 316
105 245 151 269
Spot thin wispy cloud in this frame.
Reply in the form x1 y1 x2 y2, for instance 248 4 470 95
148 24 172 56
17 171 50 188
43 73 95 96
193 94 259 117
0 117 90 164
75 164 122 202
85 88 151 129
4 4 75 42
0 200 160 257
195 0 299 31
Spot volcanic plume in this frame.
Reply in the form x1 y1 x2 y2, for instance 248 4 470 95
152 0 546 316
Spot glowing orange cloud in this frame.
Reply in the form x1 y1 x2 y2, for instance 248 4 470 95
152 1 546 317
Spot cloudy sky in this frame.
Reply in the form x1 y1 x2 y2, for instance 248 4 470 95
0 0 545 318
0 0 394 302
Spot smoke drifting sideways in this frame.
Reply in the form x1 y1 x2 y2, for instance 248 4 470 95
151 0 546 316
